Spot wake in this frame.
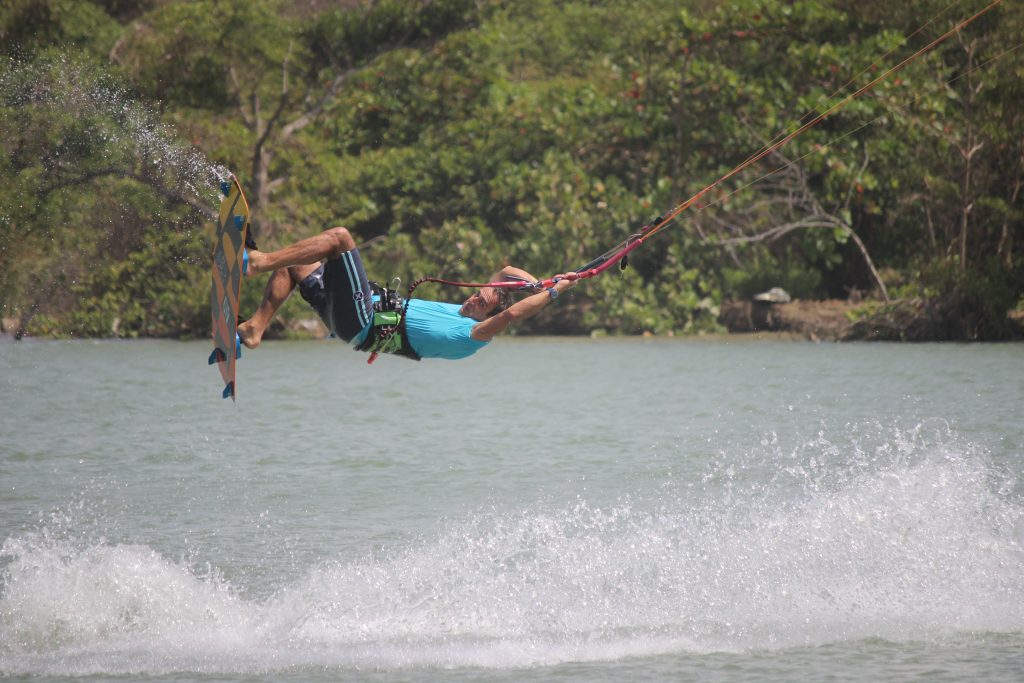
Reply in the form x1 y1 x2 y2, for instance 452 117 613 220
2 422 1022 675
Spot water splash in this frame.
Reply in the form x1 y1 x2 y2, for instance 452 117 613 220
0 55 228 211
1 423 1022 675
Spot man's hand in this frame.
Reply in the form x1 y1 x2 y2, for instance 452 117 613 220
545 273 578 298
471 270 577 341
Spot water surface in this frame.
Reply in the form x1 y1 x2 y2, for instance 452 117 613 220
1 338 1022 681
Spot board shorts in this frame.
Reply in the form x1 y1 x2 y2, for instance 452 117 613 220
298 248 373 342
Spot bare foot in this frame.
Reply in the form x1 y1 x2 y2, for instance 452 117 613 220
245 249 265 274
237 319 262 349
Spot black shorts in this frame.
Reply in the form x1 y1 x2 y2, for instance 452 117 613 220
298 248 373 342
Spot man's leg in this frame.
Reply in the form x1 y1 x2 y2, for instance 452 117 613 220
237 264 318 349
246 227 356 275
238 227 357 348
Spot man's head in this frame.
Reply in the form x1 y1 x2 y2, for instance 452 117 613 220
459 285 512 321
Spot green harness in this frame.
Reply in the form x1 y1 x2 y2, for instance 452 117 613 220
354 283 421 361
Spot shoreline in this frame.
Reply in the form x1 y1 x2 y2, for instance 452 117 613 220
4 298 1022 343
5 330 1022 345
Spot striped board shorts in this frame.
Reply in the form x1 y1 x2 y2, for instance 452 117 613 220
298 248 373 342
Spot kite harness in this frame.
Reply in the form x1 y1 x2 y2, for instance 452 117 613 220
355 281 421 362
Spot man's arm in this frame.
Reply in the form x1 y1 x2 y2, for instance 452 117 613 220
471 273 576 341
495 265 535 283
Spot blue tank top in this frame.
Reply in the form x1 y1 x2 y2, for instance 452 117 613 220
403 299 489 359
350 299 488 360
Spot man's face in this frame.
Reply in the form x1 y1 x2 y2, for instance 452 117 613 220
459 287 500 321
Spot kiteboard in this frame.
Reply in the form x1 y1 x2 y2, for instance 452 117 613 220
209 173 250 400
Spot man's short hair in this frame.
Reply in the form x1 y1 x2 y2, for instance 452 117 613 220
488 287 514 317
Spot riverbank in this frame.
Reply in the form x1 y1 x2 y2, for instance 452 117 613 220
721 298 1024 342
5 299 1022 342
720 299 860 341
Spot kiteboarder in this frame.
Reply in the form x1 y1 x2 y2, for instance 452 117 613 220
237 227 576 361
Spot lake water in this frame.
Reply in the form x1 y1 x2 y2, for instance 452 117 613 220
1 337 1022 681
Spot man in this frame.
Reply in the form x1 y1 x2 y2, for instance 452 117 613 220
237 226 576 360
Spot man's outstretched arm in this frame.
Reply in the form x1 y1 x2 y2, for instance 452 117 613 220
471 272 576 341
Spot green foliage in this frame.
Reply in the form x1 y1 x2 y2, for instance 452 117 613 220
0 52 214 336
915 256 1021 340
305 0 477 68
2 0 1022 340
849 255 1022 341
114 0 296 109
1 0 121 58
56 227 207 338
722 259 824 301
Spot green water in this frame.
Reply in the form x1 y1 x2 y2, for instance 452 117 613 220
1 337 1022 681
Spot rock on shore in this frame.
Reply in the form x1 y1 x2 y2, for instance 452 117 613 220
720 299 859 341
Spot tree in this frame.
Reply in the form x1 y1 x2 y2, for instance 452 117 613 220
112 0 478 241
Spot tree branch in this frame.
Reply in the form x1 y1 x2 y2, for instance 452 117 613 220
280 64 360 139
229 66 255 130
37 167 217 219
